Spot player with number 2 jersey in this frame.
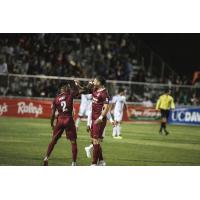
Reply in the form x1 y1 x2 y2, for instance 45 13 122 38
43 84 79 166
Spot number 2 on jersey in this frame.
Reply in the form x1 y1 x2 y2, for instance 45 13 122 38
61 101 68 112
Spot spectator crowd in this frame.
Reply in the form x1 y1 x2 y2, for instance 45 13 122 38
0 34 200 105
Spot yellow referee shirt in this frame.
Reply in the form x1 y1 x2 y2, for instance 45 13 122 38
156 94 175 110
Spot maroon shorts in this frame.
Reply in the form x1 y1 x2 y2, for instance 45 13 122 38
53 116 77 141
91 119 107 139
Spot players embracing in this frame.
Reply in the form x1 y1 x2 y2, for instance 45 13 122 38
75 76 110 166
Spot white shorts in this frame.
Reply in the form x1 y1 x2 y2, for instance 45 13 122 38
78 105 89 117
87 110 92 127
114 111 123 122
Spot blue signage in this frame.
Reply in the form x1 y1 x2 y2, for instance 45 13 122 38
168 107 200 126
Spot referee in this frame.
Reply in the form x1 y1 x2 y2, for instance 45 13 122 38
156 88 175 135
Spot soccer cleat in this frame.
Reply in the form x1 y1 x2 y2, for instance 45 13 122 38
113 136 123 139
71 162 77 166
164 130 170 136
43 160 48 166
85 147 91 158
159 130 163 135
98 160 106 166
91 164 97 166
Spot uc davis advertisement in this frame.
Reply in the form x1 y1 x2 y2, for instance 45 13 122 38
169 107 200 126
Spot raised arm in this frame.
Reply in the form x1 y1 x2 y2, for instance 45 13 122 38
74 80 93 94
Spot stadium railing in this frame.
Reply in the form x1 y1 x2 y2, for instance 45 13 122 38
1 73 200 124
0 73 200 105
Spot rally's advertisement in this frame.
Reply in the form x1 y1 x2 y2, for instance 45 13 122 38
0 97 51 118
0 97 80 119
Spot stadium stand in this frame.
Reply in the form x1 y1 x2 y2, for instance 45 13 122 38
0 34 200 105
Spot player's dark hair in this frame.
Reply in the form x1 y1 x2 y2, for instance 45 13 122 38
59 83 69 91
118 87 125 94
96 76 106 86
164 88 171 93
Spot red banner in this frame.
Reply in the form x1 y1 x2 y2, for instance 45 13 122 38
0 97 160 121
0 97 52 118
0 97 81 119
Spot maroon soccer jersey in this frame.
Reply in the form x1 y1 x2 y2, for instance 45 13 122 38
52 90 78 117
92 88 109 120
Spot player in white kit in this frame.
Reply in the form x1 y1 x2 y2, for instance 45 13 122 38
111 88 129 139
75 94 91 130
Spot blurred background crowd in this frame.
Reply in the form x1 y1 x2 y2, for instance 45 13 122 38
0 34 200 105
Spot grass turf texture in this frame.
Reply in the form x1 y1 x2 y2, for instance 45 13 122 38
0 117 200 166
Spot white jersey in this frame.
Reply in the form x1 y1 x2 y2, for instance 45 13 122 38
112 95 126 122
80 94 91 107
112 95 126 113
79 94 92 117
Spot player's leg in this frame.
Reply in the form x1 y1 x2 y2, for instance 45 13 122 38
116 122 122 138
66 118 78 165
91 120 106 166
91 138 101 166
118 123 122 137
98 139 106 166
113 113 118 137
85 142 93 158
113 121 122 139
163 110 170 135
75 115 82 130
159 109 166 134
91 121 101 165
43 122 63 165
117 112 123 137
85 110 93 158
70 140 78 166
114 112 123 139
112 123 117 137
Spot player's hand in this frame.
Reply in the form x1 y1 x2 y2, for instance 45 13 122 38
86 126 91 133
94 118 103 124
74 80 80 86
111 121 116 127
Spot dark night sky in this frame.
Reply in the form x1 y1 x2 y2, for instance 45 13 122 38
137 33 200 77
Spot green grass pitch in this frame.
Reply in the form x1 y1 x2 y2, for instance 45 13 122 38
0 117 200 166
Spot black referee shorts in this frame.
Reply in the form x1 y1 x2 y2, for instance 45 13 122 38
160 109 170 119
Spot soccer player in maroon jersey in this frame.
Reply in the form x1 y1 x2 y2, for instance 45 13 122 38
43 84 79 166
75 76 110 166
